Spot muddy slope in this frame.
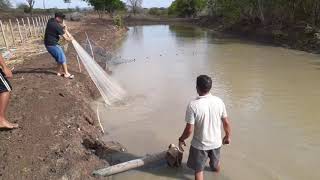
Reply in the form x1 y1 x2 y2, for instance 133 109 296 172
0 18 126 180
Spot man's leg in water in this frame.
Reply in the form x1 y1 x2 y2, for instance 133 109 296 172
0 92 18 129
195 170 204 180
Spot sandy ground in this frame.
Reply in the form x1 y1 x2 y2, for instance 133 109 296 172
0 17 127 180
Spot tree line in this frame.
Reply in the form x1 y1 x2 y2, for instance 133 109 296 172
168 0 320 26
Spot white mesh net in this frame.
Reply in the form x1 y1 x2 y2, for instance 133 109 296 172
72 40 126 106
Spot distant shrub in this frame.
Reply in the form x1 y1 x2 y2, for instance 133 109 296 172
113 15 124 27
148 7 168 16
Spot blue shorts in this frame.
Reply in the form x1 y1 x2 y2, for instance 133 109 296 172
46 45 67 64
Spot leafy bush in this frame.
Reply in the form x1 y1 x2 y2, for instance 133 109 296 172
113 15 124 27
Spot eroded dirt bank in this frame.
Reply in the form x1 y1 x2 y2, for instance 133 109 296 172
0 17 126 180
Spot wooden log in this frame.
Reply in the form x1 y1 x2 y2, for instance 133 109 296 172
0 20 9 49
92 151 167 177
8 20 15 46
27 17 32 37
16 19 23 43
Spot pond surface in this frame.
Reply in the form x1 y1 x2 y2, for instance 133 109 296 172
99 25 320 180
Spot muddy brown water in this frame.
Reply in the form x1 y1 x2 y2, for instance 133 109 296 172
97 25 320 179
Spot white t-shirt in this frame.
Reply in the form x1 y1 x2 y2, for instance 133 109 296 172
185 93 227 150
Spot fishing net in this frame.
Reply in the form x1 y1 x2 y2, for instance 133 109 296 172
72 40 126 106
81 38 135 67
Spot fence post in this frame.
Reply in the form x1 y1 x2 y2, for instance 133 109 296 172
27 17 32 37
32 17 37 37
16 19 23 43
8 19 15 46
36 17 41 34
21 18 28 40
41 17 45 33
43 17 47 30
35 17 38 36
36 17 40 36
0 20 9 50
39 17 44 34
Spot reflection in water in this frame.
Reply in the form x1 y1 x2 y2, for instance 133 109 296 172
97 25 320 180
131 26 144 41
169 25 206 38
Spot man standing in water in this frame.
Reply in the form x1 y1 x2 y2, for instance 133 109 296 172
45 12 74 79
178 75 231 180
0 55 18 129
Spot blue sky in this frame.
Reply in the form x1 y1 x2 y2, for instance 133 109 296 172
12 0 174 9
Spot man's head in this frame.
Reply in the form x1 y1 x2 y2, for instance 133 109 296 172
196 75 212 95
55 12 66 24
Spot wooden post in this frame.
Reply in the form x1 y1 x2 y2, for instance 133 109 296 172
16 19 23 43
37 17 42 34
27 17 32 37
0 20 9 50
35 17 40 36
21 18 28 40
38 17 42 35
32 17 37 37
8 20 15 46
40 17 44 34
41 17 45 32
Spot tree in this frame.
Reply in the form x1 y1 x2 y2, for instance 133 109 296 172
168 0 206 17
127 0 142 14
0 0 11 9
26 0 35 15
84 0 126 18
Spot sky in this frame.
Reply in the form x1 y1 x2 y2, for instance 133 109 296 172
12 0 175 9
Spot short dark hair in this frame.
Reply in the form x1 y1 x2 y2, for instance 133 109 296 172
197 75 212 93
55 12 66 19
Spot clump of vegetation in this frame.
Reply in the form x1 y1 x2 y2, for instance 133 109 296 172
168 0 206 17
113 15 124 27
168 0 320 27
148 7 168 17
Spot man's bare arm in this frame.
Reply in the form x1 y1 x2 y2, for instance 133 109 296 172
222 117 231 144
0 55 12 78
178 123 193 151
179 123 193 141
0 55 7 68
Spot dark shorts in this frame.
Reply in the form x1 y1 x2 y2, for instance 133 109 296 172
46 45 67 64
0 69 12 93
187 146 221 172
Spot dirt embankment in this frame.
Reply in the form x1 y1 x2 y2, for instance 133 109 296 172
196 16 320 54
0 17 127 180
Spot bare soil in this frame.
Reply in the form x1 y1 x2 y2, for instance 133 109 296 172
0 17 127 180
